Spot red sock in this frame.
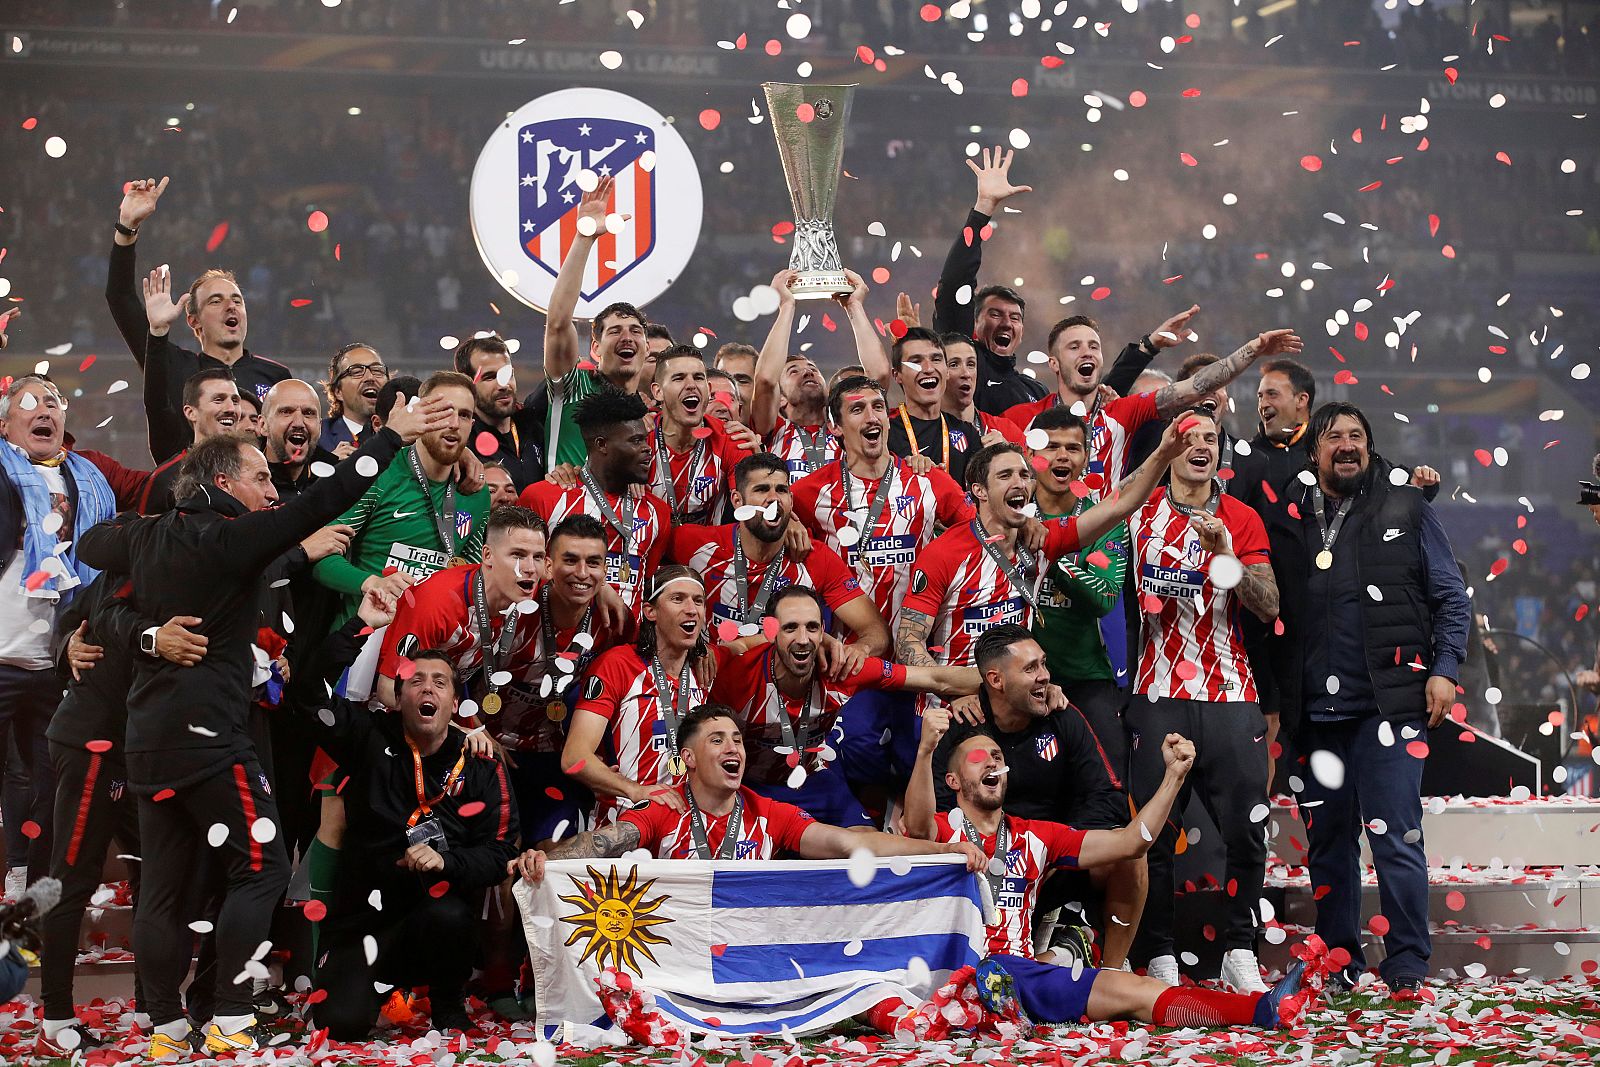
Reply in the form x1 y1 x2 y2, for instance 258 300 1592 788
1152 986 1263 1027
863 998 913 1035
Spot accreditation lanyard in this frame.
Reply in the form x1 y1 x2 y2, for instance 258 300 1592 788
971 515 1040 614
654 426 707 525
768 649 823 768
539 584 594 695
407 447 462 563
731 530 788 624
647 657 694 778
684 786 743 860
1309 485 1355 570
406 737 467 828
579 464 637 582
470 570 520 713
961 811 1011 907
839 457 899 565
793 423 831 474
897 405 949 470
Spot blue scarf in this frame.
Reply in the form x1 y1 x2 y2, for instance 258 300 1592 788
0 442 116 603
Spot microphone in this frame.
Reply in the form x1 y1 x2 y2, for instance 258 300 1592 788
0 876 62 953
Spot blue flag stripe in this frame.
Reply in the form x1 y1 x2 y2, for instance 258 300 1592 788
710 862 981 908
710 932 975 985
654 981 885 1035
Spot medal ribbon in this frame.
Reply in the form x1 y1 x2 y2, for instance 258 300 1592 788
469 570 521 704
1310 485 1355 560
839 457 899 569
646 657 694 778
971 515 1040 614
406 447 459 559
768 648 822 770
579 464 637 566
655 426 707 525
794 423 831 473
732 529 788 624
684 786 743 860
539 584 594 696
961 811 1011 908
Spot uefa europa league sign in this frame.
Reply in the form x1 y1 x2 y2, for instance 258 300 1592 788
763 82 856 300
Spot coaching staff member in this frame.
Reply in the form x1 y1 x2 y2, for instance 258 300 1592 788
1261 401 1468 996
76 389 453 1057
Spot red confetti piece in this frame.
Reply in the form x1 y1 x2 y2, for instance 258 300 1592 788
1444 66 1458 83
1090 286 1111 301
1173 660 1198 681
303 900 327 922
734 33 746 49
888 318 908 339
1300 155 1322 172
795 102 815 123
872 267 890 284
764 39 781 56
920 4 942 22
86 739 113 753
711 942 728 956
1512 538 1527 555
1353 322 1368 341
1428 214 1441 237
691 426 713 440
762 616 779 639
206 221 229 252
1085 551 1110 568
966 749 989 764
77 353 96 373
1368 914 1390 936
855 45 875 65
1440 244 1456 259
305 988 328 1005
1176 416 1201 434
24 570 49 591
1334 370 1358 385
1186 13 1201 28
458 801 486 818
1405 740 1429 759
428 880 450 898
22 117 37 130
334 242 341 261
1181 88 1202 98
1358 180 1383 192
1128 90 1146 107
1179 152 1198 167
152 788 176 802
1489 557 1509 576
21 820 40 840
474 431 499 457
290 298 313 307
1041 55 1065 69
1495 151 1512 166
699 109 721 131
1011 78 1029 97
1445 890 1466 911
307 210 329 233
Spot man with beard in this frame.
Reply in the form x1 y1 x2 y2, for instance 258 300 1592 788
563 565 722 824
456 334 545 490
318 344 388 456
519 390 670 617
313 371 490 626
482 462 518 509
539 176 650 467
1124 407 1279 991
886 328 983 485
940 332 1024 446
904 709 1332 1035
932 147 1045 416
750 269 886 477
262 380 338 499
899 428 1189 688
1260 402 1469 997
711 586 977 825
108 177 290 464
713 343 759 416
74 395 453 1056
667 453 888 656
647 346 754 526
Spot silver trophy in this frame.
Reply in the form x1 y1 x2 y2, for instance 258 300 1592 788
763 82 856 300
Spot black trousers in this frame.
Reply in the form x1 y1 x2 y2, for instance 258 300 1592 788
133 758 290 1022
313 893 476 1041
0 665 62 873
1126 697 1268 957
1058 676 1131 789
42 742 143 1020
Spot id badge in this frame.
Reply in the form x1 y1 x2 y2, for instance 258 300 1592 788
406 817 449 853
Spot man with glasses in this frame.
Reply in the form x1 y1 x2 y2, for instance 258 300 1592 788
320 343 389 456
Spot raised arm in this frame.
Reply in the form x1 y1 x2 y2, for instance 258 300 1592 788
107 176 169 365
1070 418 1191 546
750 269 797 437
797 819 979 869
1150 328 1302 418
933 147 1030 336
903 706 950 840
1076 734 1194 868
1102 305 1201 396
542 177 616 381
838 269 891 389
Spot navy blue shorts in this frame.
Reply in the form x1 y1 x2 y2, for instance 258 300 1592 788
748 764 873 829
505 751 592 845
993 952 1100 1024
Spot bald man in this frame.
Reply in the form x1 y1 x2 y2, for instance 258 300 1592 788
263 379 340 499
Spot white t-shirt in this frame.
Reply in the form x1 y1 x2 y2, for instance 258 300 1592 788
0 462 69 669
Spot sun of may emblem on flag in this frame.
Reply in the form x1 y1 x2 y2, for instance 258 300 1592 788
559 864 674 975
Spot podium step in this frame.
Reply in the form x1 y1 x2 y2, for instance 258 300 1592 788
1260 921 1600 979
1267 862 1600 928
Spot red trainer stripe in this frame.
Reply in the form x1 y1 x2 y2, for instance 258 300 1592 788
64 753 103 866
233 763 263 872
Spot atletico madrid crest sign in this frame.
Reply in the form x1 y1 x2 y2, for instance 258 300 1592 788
470 88 704 315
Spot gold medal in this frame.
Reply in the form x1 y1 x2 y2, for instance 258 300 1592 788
1315 549 1334 570
666 754 687 778
620 559 632 583
481 691 502 715
545 701 567 722
449 556 468 568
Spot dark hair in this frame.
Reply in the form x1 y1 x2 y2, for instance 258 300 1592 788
325 342 384 416
1261 357 1316 411
420 370 475 398
974 624 1035 673
827 374 886 426
548 514 608 552
486 505 546 543
406 649 457 681
454 333 511 377
733 452 789 494
706 367 738 394
1030 405 1088 440
676 703 741 750
591 301 648 343
1178 352 1219 380
891 326 943 371
938 331 977 352
482 460 512 479
976 284 1026 318
767 583 825 620
966 441 1025 493
714 342 759 366
182 367 237 411
374 375 422 428
1307 401 1377 459
573 388 649 446
173 435 247 500
236 389 261 414
644 322 674 344
636 564 709 665
653 343 706 383
1046 315 1099 354
944 724 999 773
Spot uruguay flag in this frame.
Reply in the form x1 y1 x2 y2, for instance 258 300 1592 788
513 854 988 1039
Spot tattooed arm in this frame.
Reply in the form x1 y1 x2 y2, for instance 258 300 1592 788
1150 329 1303 418
895 608 939 669
1236 562 1280 623
507 820 644 885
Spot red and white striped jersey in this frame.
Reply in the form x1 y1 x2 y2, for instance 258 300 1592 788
931 811 1084 959
791 459 975 627
666 523 867 632
1003 392 1160 482
765 417 841 477
619 784 815 859
500 599 619 753
709 645 907 785
519 480 670 614
1131 488 1270 702
572 645 723 823
901 518 1082 670
647 416 752 526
